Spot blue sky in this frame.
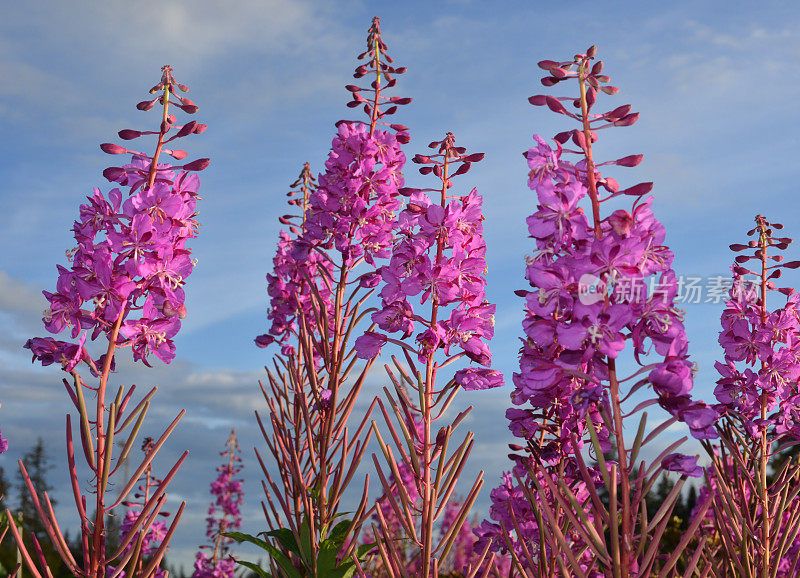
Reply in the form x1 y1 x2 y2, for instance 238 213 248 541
2 0 800 570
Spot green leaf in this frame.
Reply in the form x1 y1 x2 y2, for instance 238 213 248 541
299 514 313 566
222 532 302 578
327 562 357 578
264 528 301 558
355 542 378 560
320 511 352 540
236 560 273 578
223 531 271 550
328 519 352 544
316 538 340 577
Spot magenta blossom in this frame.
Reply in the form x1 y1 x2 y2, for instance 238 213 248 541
354 331 388 359
455 368 505 391
27 152 203 373
661 453 703 478
363 141 502 388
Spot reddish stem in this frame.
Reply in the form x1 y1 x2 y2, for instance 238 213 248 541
91 307 126 577
756 215 771 576
368 19 382 136
578 57 631 575
419 150 451 575
578 61 602 239
145 76 172 191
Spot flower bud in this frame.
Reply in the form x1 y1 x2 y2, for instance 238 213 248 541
168 149 188 160
609 210 633 236
103 167 127 183
182 158 211 171
100 143 127 155
118 129 143 140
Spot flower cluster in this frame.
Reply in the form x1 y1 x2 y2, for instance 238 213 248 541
514 134 717 451
193 430 244 578
298 122 406 268
120 508 168 560
257 127 408 355
25 65 208 370
12 65 202 578
714 216 800 435
290 16 411 273
256 18 412 355
689 217 800 575
355 134 503 391
255 164 334 355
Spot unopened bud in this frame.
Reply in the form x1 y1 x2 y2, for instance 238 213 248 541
118 129 142 140
609 209 634 236
182 158 211 171
100 143 127 155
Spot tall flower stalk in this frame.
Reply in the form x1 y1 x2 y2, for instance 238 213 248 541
693 215 800 576
478 46 716 576
356 133 504 576
240 16 413 577
13 65 208 578
194 430 243 578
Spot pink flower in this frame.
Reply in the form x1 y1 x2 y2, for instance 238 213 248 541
661 453 703 478
649 359 694 397
455 368 505 391
354 331 388 359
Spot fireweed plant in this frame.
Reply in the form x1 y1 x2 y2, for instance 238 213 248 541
475 47 719 576
689 216 800 576
193 430 244 578
354 132 505 577
235 17 414 577
14 65 209 578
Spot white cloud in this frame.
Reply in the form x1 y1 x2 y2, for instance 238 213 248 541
0 271 45 320
5 1 326 63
